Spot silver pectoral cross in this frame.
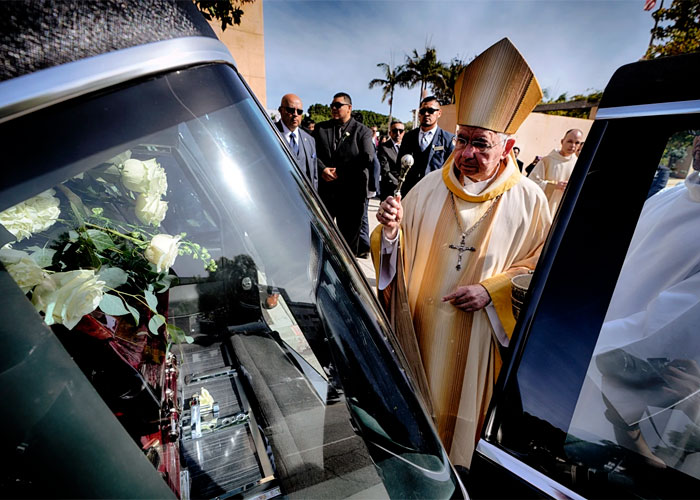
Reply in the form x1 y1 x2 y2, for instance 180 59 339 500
448 234 476 270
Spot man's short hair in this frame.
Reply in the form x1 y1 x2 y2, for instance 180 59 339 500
334 92 352 105
390 120 403 128
513 146 520 153
564 128 583 138
420 95 439 106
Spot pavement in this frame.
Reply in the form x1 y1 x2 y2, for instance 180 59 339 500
356 197 381 291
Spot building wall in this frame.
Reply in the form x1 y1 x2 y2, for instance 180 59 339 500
439 104 593 167
208 1 266 107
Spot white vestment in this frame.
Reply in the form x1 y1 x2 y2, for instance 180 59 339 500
371 156 551 467
569 172 700 478
530 149 577 214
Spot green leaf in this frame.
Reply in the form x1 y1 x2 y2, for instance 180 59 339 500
29 247 56 268
125 303 140 326
144 289 159 313
99 293 129 316
156 274 176 293
97 267 129 288
70 201 85 225
68 231 79 241
148 314 166 335
86 229 115 252
167 323 194 344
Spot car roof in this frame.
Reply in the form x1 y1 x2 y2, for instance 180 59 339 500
0 1 235 124
598 51 700 112
0 0 217 82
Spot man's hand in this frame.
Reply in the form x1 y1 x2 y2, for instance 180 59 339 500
377 195 402 240
322 167 337 182
556 180 568 191
442 284 491 312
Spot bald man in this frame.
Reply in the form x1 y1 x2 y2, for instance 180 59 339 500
276 94 318 190
530 128 585 214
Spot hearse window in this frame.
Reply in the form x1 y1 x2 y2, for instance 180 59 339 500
568 130 700 489
0 64 460 499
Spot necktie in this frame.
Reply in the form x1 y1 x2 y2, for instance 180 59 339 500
420 132 430 151
290 132 299 155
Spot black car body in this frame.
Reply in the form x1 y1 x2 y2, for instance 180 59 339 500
0 2 464 498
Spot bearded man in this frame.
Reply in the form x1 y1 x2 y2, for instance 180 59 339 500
370 38 552 469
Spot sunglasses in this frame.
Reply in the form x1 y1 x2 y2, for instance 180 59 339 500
419 107 439 115
283 106 304 116
391 128 405 134
330 102 349 110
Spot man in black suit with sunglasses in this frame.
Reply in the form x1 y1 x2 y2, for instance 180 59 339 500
276 94 318 190
394 96 455 196
313 92 375 257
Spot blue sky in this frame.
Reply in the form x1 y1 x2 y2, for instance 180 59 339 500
263 0 655 121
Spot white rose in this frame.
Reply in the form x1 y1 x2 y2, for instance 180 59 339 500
145 234 181 273
32 270 105 330
0 189 61 242
0 248 46 293
135 193 168 226
121 158 167 196
142 158 168 196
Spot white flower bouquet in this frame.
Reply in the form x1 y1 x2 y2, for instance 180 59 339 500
0 155 215 344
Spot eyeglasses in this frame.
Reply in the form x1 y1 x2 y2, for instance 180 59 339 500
330 102 349 110
419 107 439 115
455 136 501 153
390 128 405 134
283 106 303 116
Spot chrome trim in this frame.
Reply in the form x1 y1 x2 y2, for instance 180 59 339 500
596 99 700 120
475 440 585 500
0 36 236 124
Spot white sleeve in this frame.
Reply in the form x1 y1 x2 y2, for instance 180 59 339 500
529 160 548 191
378 229 399 290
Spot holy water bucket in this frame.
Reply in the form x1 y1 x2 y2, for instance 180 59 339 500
511 273 532 320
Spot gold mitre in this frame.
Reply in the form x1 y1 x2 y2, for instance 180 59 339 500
455 38 542 134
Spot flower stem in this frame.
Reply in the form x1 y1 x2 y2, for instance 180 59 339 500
84 223 144 244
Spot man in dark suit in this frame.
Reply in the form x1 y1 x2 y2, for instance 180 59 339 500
378 120 405 198
314 92 375 256
513 146 524 171
394 96 455 196
275 93 318 190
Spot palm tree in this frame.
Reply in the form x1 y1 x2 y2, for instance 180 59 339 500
369 62 405 130
433 57 469 105
401 47 445 109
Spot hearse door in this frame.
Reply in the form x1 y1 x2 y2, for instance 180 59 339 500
469 85 700 497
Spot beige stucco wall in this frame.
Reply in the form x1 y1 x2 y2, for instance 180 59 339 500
439 104 593 166
208 1 266 107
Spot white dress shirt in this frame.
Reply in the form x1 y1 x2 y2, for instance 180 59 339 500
280 121 299 150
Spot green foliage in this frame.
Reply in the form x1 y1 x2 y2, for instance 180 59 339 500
401 46 446 108
539 90 603 118
645 0 700 59
307 103 332 124
194 0 256 31
306 104 391 132
355 109 392 131
370 49 472 114
369 62 407 128
432 57 470 105
661 130 696 169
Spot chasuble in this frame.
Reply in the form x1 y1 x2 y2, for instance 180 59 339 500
371 155 551 467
